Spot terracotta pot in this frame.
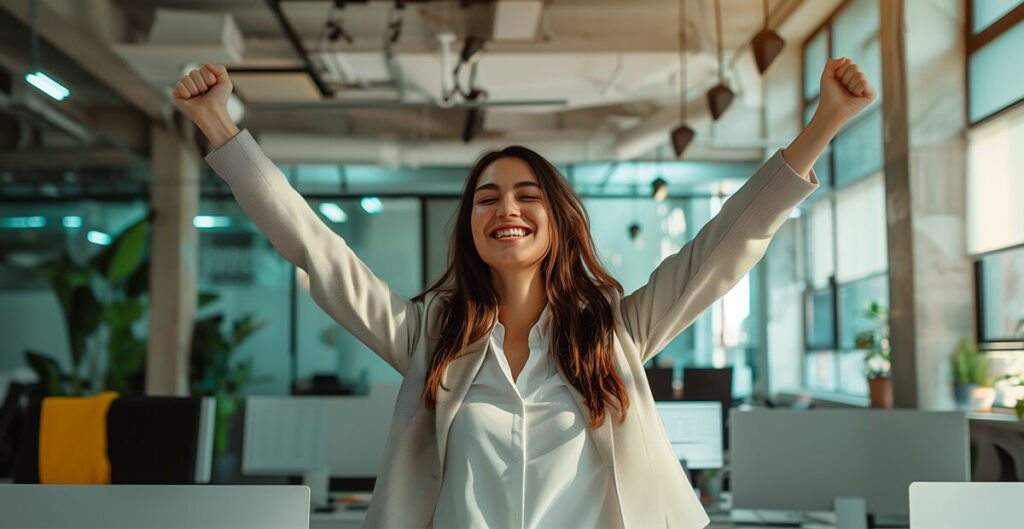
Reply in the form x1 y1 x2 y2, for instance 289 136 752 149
868 377 893 408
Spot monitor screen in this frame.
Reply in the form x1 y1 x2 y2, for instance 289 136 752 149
242 397 329 475
655 401 723 469
731 409 969 517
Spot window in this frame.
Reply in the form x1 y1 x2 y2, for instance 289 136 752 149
967 102 1024 255
967 0 1024 124
196 199 292 396
977 246 1024 344
295 197 422 388
966 1 1024 402
798 0 887 401
973 0 1024 32
584 195 762 399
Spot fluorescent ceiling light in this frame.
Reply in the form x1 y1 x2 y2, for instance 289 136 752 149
62 216 83 228
360 197 383 215
193 215 232 229
318 203 348 223
25 71 70 101
1 216 46 228
87 230 112 245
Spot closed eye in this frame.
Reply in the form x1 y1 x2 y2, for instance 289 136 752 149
477 198 496 205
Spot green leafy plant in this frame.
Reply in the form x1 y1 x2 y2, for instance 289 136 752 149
189 292 266 454
951 337 991 387
856 301 890 379
23 214 151 396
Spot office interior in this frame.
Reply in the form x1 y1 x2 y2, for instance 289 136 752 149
0 0 1022 527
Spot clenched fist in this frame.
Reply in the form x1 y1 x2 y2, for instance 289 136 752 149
172 63 239 148
817 57 877 127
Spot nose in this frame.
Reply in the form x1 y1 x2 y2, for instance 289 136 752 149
496 196 520 217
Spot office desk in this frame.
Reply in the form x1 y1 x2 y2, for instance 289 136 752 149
309 492 908 529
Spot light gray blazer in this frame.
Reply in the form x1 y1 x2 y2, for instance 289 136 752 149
205 130 818 528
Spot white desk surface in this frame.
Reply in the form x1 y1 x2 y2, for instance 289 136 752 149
308 492 906 529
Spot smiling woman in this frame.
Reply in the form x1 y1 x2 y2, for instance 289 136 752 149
174 56 875 528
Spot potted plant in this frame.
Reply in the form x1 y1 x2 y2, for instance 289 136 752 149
951 337 995 411
189 292 266 482
21 213 151 397
856 301 891 408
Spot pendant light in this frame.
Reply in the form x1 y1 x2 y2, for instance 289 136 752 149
751 0 785 73
670 0 695 157
706 0 733 120
652 145 668 201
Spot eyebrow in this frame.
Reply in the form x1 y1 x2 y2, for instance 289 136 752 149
474 181 543 193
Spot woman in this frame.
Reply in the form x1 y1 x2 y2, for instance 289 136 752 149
174 57 875 529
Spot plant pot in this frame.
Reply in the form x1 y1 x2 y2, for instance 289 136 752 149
970 387 996 412
868 377 893 408
953 383 977 409
697 472 723 503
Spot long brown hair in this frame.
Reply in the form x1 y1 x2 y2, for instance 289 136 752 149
413 146 629 429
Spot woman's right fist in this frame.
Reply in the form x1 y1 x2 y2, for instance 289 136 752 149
172 63 233 125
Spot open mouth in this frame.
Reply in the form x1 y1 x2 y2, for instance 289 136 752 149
490 226 532 240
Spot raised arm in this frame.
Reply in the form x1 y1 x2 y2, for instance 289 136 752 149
620 57 876 363
173 64 421 374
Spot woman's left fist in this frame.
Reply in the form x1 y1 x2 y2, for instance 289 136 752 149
817 57 877 126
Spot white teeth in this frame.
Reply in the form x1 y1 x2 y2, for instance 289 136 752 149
492 227 528 239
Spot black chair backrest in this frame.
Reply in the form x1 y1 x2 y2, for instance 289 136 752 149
644 367 676 401
106 396 203 484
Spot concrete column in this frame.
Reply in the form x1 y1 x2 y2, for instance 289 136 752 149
881 0 973 409
146 124 199 396
903 0 972 410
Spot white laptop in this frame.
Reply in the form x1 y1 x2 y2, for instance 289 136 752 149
0 484 310 529
909 482 1023 529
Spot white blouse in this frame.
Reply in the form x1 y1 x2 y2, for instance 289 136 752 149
432 309 623 529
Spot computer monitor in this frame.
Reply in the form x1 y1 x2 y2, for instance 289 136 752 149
243 397 329 476
731 410 969 521
654 401 723 469
0 484 310 529
243 397 330 509
681 367 732 447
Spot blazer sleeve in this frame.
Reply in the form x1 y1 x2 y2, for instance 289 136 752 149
619 149 818 364
205 129 421 375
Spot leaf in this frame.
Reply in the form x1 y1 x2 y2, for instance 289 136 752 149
67 285 103 368
198 291 219 309
95 214 149 281
103 299 145 329
24 350 65 396
124 257 150 298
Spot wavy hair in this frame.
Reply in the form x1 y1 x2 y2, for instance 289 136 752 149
413 146 629 429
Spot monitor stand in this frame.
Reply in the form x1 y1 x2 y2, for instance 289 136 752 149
832 497 867 529
304 468 336 513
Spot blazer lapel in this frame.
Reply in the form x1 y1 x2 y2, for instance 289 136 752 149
434 338 489 469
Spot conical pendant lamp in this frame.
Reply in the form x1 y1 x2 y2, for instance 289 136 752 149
751 0 785 73
707 0 733 121
670 0 695 157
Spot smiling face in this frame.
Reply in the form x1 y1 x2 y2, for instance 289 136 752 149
470 157 552 274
